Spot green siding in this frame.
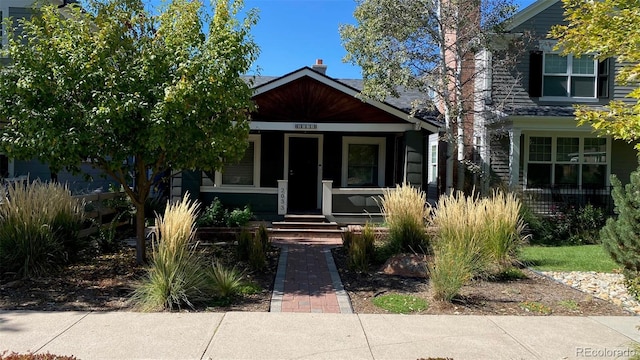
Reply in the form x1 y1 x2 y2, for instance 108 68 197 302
611 140 638 184
323 133 341 184
260 132 284 187
404 131 424 186
332 194 381 214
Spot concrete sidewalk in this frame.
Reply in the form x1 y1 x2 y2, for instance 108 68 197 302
1 311 639 360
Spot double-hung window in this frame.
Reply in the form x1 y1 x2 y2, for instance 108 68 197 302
525 135 608 189
203 134 261 187
342 137 386 187
543 54 598 99
529 44 610 100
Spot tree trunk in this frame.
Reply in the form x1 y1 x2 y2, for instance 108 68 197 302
135 201 146 264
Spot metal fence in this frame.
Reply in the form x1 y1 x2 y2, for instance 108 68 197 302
521 185 615 216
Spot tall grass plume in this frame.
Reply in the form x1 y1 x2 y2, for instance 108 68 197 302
378 182 429 254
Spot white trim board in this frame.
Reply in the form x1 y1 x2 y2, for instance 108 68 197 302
250 121 415 133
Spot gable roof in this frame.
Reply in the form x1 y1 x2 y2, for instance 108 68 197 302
506 0 560 31
248 67 441 133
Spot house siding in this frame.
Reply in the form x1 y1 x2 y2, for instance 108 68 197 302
611 140 638 184
8 7 32 40
14 159 50 181
260 132 283 187
200 192 277 218
404 131 424 186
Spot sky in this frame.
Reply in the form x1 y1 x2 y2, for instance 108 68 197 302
240 0 538 79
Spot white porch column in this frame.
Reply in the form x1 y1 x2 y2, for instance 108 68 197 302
277 180 288 215
322 180 333 216
509 128 522 189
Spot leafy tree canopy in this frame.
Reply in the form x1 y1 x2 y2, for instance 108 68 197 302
550 0 640 150
0 0 259 262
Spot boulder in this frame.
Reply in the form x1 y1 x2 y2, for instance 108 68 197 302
381 253 429 278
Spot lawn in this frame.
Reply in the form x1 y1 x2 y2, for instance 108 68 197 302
519 245 619 273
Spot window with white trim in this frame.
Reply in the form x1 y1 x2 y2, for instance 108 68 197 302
525 135 608 189
542 54 598 98
208 135 260 187
342 137 385 187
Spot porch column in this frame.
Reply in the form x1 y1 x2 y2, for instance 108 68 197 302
322 180 333 216
509 128 521 189
404 131 424 187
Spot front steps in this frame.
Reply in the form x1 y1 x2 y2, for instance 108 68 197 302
269 214 344 240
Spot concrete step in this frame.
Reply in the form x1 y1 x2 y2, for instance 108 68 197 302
271 221 340 230
283 214 327 223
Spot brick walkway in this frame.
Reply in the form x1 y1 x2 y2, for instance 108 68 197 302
270 236 352 314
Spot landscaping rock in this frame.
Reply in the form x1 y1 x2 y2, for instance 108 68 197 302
380 254 429 278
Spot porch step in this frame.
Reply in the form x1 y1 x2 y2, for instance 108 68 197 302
271 221 340 230
283 214 327 223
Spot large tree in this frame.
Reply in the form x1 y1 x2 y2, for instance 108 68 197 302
550 0 640 150
340 0 516 192
0 0 259 263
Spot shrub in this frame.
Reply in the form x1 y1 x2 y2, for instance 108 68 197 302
378 182 429 254
601 170 640 275
255 223 270 251
0 181 85 278
197 198 253 227
346 224 376 271
132 195 210 311
236 229 253 261
227 206 252 227
523 203 607 246
207 261 245 298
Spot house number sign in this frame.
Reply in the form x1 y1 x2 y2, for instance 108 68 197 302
294 123 317 130
277 180 288 215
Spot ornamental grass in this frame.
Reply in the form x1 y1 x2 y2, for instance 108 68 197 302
378 182 429 254
132 195 210 311
0 180 85 278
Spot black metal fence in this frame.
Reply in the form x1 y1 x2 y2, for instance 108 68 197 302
521 185 615 216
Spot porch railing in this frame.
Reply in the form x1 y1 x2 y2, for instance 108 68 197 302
521 185 614 215
322 180 390 217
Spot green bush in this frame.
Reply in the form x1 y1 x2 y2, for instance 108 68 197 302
197 198 253 227
601 170 640 273
523 203 607 246
624 270 640 302
0 181 85 278
132 196 210 311
379 182 429 254
248 235 266 271
236 229 252 261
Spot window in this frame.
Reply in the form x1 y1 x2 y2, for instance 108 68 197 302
525 135 608 189
529 49 610 100
543 54 597 98
342 137 385 187
209 134 260 187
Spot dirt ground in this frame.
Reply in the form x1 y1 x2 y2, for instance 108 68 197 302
0 243 634 316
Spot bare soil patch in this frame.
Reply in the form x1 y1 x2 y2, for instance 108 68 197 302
332 247 633 316
0 242 634 316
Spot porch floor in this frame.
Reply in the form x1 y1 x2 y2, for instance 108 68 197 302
270 236 352 314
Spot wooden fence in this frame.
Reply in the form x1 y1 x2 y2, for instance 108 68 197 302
74 191 129 238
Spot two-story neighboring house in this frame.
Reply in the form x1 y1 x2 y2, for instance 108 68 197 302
483 0 638 212
1 0 118 193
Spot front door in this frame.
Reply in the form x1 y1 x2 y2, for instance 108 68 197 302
288 137 318 212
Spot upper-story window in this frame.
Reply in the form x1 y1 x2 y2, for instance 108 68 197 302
529 49 610 101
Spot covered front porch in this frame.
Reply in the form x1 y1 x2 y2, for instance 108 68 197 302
171 66 441 221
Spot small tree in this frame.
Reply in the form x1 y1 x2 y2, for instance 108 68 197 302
601 167 640 273
340 0 517 192
0 0 259 263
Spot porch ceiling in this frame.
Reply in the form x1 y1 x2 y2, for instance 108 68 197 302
251 76 407 124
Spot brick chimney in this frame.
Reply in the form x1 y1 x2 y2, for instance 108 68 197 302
312 59 327 75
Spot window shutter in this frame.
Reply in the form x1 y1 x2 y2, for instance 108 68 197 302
597 58 610 98
529 51 543 97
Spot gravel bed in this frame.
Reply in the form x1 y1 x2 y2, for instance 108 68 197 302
540 271 640 315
